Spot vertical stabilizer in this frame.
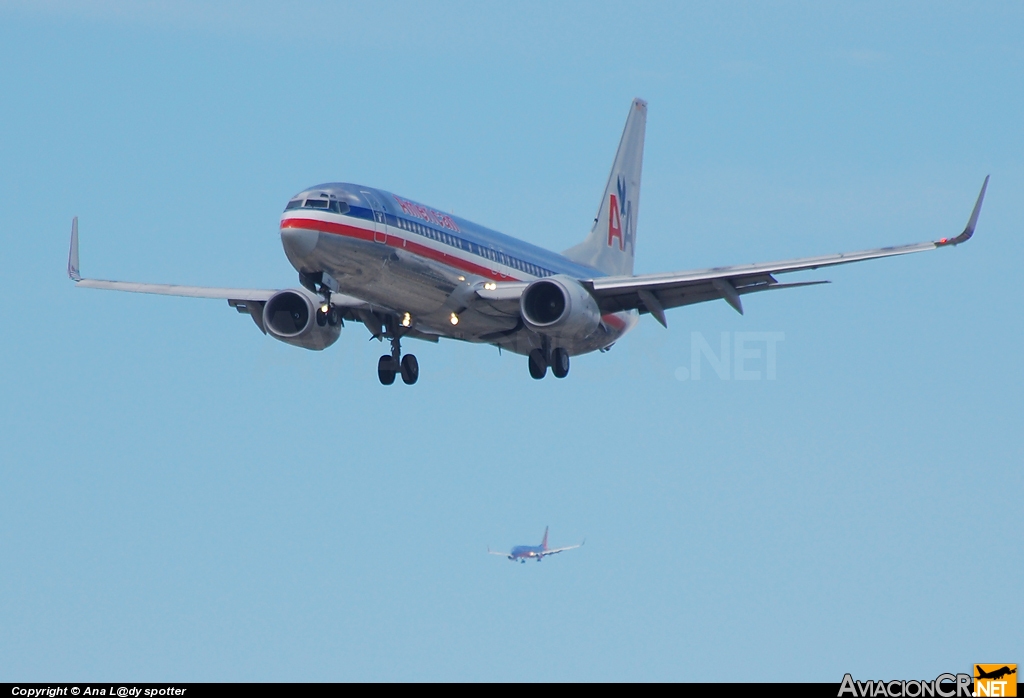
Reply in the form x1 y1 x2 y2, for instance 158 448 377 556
541 526 549 550
563 98 647 276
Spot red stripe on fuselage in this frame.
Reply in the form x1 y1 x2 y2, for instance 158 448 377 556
602 313 626 330
281 216 517 282
280 216 628 332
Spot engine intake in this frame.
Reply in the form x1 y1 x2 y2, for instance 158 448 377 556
265 291 310 337
263 289 340 350
522 280 567 326
520 275 601 340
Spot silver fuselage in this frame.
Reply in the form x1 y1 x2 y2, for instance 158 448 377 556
279 183 637 357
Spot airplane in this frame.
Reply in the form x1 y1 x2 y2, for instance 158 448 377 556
488 527 584 563
975 666 1016 681
67 98 989 385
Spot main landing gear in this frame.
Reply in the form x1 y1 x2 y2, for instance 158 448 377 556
528 346 569 380
378 331 418 386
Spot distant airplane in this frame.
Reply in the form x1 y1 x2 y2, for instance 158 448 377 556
488 527 584 563
67 98 988 385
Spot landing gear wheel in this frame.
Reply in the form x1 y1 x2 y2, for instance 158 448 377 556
400 354 419 385
316 308 328 326
528 349 548 380
550 348 570 379
327 307 341 326
377 355 397 385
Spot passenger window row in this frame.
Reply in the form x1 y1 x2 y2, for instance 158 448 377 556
395 217 550 278
397 217 464 251
284 197 554 278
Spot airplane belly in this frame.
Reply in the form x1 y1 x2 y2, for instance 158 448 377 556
380 248 459 313
481 311 636 357
311 233 454 315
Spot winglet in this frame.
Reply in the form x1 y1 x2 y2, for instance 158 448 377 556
937 175 989 247
68 217 81 281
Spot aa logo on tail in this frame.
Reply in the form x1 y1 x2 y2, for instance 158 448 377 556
607 175 635 254
975 664 1017 697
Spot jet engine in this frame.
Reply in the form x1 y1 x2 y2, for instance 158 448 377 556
519 275 601 340
263 289 341 350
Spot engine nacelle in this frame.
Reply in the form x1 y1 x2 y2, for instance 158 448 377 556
263 289 341 351
520 275 601 340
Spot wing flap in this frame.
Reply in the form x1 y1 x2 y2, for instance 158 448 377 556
588 241 937 294
591 278 830 315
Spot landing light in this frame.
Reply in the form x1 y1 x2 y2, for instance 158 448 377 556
457 276 466 282
401 312 412 328
483 282 497 291
320 303 329 313
449 313 460 326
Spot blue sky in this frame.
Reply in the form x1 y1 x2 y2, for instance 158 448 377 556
1 1 1021 682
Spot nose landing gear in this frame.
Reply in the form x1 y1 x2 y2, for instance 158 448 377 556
316 304 342 327
399 354 419 385
377 319 418 386
377 355 397 385
302 271 344 328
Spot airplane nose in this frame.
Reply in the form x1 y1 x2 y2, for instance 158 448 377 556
280 226 319 259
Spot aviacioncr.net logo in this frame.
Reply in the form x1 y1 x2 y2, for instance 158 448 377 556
838 673 973 697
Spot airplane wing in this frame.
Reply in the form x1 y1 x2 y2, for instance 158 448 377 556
487 547 510 556
477 177 988 325
67 217 370 309
541 540 585 556
583 177 987 324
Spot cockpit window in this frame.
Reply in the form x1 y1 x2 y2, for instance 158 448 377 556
284 196 351 214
